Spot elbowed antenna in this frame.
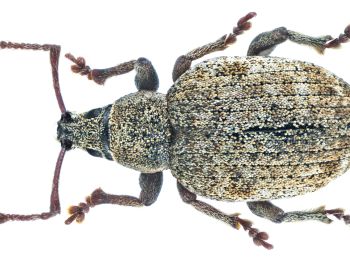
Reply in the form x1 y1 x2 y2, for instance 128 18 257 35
0 41 67 224
49 45 66 113
0 146 66 223
0 41 67 113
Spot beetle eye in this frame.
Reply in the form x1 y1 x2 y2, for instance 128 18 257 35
60 112 73 123
61 139 73 150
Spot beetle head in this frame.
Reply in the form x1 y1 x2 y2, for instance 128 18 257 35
57 109 106 155
57 111 76 150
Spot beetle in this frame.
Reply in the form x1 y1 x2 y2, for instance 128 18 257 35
0 12 349 249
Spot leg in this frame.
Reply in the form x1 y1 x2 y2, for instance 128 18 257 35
0 148 66 223
247 201 350 225
177 182 273 249
65 172 163 224
65 54 159 91
247 24 350 56
172 12 256 82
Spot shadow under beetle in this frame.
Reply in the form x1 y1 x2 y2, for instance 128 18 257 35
1 12 350 249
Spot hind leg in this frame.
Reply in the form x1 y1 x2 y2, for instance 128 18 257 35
247 24 350 56
247 201 350 224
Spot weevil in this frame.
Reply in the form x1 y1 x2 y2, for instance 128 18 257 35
1 12 350 249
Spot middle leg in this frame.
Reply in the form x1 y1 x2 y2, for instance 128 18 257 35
177 182 273 249
172 12 257 82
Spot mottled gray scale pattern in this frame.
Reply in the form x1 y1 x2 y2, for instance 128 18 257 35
167 56 350 201
57 106 110 153
108 91 171 173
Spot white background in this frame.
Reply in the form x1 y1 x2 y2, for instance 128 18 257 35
0 0 349 259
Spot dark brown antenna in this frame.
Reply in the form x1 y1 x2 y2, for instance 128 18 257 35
0 41 66 113
0 41 67 223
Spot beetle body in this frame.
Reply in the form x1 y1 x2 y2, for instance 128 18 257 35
2 12 350 249
168 56 350 201
59 55 350 202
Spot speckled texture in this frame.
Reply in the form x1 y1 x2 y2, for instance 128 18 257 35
57 91 171 173
57 108 109 153
108 91 171 173
167 56 350 201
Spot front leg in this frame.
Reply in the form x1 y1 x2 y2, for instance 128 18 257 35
65 172 163 224
65 54 159 91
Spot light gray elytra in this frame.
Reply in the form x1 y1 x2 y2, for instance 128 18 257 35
1 12 350 250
